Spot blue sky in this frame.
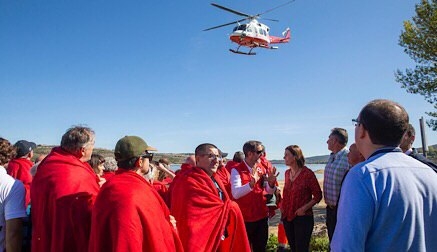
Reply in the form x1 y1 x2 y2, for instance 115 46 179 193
1 0 435 160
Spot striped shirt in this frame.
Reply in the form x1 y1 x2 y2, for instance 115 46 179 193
323 147 350 206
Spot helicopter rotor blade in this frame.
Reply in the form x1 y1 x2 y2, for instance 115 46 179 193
261 18 279 22
211 3 251 17
203 18 248 31
257 0 295 16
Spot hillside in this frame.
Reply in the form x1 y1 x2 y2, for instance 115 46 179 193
33 144 437 164
33 145 191 164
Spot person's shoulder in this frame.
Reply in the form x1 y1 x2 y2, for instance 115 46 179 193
338 147 349 156
0 170 19 186
302 166 314 174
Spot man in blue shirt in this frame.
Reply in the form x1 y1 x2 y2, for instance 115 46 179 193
400 123 437 173
332 99 437 251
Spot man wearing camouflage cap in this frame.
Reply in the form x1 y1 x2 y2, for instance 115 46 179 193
89 136 183 251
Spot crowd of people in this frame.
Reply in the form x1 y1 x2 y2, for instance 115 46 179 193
0 98 436 252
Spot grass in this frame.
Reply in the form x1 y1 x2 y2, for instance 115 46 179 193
266 234 329 252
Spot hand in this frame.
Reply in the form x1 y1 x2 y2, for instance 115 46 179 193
249 169 261 188
169 214 177 230
98 176 106 187
267 166 279 187
295 207 306 216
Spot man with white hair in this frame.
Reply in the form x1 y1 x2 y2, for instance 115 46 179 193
31 126 99 252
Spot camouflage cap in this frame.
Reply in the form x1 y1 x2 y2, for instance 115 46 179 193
114 136 157 161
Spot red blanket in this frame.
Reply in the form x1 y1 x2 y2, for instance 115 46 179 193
89 170 183 251
31 147 100 252
7 158 33 206
171 167 250 252
215 165 232 199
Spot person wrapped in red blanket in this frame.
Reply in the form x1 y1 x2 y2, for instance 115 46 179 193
31 126 100 252
171 143 250 252
7 140 36 207
89 136 183 252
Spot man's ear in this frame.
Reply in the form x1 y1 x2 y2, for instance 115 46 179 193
357 125 366 140
134 157 141 168
78 147 86 158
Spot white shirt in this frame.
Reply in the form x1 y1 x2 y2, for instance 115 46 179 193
230 160 276 199
0 167 27 251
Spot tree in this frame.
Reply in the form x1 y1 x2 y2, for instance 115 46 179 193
396 0 437 130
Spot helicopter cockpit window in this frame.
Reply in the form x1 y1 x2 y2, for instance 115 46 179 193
233 24 247 32
259 28 266 36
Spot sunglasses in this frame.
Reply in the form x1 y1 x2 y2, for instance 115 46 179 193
255 150 264 155
141 152 154 161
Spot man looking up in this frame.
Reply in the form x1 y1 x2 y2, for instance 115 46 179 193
399 123 437 172
323 128 349 243
89 136 183 251
7 140 36 207
231 140 277 252
31 126 100 252
171 143 249 252
332 99 437 251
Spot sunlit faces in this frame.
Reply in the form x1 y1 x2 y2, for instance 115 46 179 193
140 156 151 175
97 163 104 176
81 141 95 162
327 134 336 152
348 143 364 167
248 145 264 164
283 149 296 166
196 147 220 176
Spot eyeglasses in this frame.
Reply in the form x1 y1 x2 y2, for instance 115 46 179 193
200 153 222 160
255 150 264 155
352 118 363 127
141 152 154 161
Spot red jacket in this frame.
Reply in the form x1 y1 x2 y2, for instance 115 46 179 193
7 158 33 206
225 160 240 173
233 162 269 222
89 170 183 252
171 166 250 252
101 171 116 181
31 147 100 252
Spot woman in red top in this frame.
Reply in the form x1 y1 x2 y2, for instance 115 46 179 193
281 145 322 252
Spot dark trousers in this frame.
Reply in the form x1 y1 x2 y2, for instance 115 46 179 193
283 216 314 252
326 206 338 242
244 218 268 252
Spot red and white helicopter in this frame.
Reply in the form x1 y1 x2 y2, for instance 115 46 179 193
204 1 293 55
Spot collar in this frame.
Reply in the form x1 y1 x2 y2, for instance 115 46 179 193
404 148 413 155
368 146 402 159
243 160 253 172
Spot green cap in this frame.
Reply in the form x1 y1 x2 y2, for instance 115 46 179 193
114 136 157 161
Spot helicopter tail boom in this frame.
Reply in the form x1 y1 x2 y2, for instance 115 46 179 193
270 27 291 44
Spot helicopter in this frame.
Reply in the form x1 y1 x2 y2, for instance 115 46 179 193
204 1 294 55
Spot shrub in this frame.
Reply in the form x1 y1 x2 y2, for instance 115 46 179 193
266 233 329 252
310 235 329 252
266 234 279 252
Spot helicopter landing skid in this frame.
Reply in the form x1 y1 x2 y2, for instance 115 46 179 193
229 49 256 56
